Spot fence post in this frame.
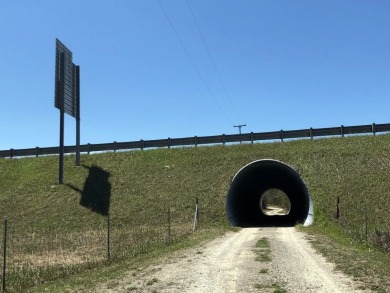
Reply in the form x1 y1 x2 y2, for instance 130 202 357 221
310 128 313 140
222 134 226 146
2 219 7 293
35 147 40 158
87 143 91 155
365 205 368 243
193 198 199 232
280 130 284 142
167 207 171 243
10 149 14 159
341 125 344 137
250 132 254 144
140 140 144 151
194 136 198 147
168 138 171 149
372 123 376 136
113 141 117 152
196 198 200 225
107 214 111 261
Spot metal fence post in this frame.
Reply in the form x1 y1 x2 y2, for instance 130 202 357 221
2 219 7 293
365 205 368 243
372 123 376 136
167 207 171 242
107 214 111 261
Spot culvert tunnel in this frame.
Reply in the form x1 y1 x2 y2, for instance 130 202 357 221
226 159 313 227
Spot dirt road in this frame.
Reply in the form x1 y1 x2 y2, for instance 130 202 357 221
99 228 368 292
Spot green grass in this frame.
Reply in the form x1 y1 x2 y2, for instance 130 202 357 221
1 134 390 291
256 237 271 249
301 222 390 291
253 282 287 292
255 252 272 262
254 237 272 262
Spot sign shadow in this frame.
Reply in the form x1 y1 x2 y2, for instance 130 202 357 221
67 164 111 216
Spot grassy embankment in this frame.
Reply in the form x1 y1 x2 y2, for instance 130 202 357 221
0 134 390 292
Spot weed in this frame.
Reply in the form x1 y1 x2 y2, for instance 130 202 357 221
256 237 270 249
253 282 287 292
254 237 272 262
255 253 272 262
272 283 287 293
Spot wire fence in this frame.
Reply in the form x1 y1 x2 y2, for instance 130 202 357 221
0 201 201 292
335 196 390 251
1 123 389 158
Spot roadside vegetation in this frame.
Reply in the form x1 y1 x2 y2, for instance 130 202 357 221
0 134 390 291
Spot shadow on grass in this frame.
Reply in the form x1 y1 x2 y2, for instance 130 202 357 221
67 165 111 216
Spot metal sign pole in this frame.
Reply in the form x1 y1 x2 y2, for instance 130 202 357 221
75 65 81 166
59 108 65 183
58 52 65 184
76 117 80 166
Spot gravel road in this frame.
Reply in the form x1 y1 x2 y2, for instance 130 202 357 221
100 228 369 292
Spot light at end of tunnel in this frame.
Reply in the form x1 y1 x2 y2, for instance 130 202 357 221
260 188 291 216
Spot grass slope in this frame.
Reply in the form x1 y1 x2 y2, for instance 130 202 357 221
1 134 390 291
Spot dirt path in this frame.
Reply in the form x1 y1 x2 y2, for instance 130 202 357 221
98 228 369 292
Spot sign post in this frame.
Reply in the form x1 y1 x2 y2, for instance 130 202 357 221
54 39 80 184
58 52 65 183
74 65 81 167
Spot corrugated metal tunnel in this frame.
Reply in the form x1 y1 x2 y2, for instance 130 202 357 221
226 159 313 227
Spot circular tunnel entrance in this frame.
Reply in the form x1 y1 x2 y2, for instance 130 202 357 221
226 159 313 227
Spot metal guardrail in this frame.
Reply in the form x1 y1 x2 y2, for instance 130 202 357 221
1 123 389 159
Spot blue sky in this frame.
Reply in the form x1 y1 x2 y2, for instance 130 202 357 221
1 1 389 150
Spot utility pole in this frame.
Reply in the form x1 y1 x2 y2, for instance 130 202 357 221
234 124 246 144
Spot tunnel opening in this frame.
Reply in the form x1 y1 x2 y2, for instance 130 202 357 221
260 188 291 216
226 159 313 227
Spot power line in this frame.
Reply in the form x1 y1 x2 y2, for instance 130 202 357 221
185 0 245 124
156 0 234 125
